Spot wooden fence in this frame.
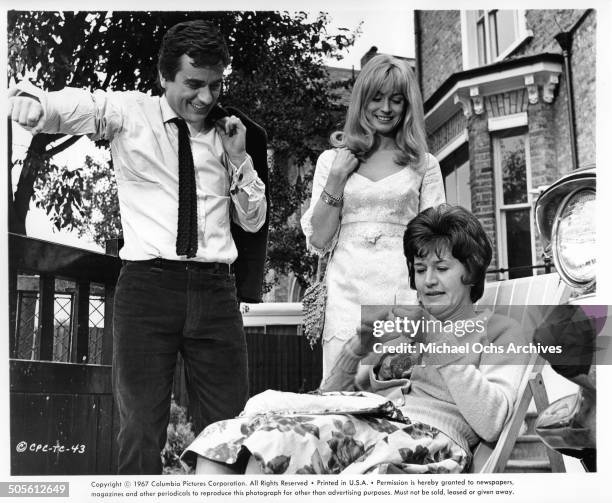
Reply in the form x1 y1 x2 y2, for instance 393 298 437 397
9 233 121 475
10 360 117 475
8 233 321 475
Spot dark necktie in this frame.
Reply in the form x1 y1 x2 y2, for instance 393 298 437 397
171 118 198 258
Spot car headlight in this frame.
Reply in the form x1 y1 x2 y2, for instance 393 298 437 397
551 187 596 289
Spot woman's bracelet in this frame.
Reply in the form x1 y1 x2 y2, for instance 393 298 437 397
320 188 343 207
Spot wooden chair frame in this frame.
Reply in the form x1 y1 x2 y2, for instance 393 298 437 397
469 273 570 473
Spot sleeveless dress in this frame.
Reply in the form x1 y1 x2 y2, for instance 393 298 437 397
300 150 446 380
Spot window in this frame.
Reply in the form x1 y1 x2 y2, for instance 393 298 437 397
441 144 471 211
461 10 532 69
493 129 535 279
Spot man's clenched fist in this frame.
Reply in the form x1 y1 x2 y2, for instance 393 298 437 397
8 87 45 134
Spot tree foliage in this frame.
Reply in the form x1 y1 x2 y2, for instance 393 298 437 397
501 146 528 205
33 155 122 247
8 10 358 288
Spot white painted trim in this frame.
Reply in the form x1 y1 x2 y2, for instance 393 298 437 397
492 130 535 280
493 136 506 278
487 112 528 132
460 11 471 70
461 9 530 71
498 201 532 211
495 30 533 63
527 137 537 273
425 60 562 120
461 62 558 92
434 130 469 161
517 10 530 39
241 302 303 327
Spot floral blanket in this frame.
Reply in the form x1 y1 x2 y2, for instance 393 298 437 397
183 391 469 474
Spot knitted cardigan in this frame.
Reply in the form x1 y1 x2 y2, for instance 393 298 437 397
320 310 530 454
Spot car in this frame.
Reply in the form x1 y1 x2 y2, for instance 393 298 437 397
535 165 596 295
533 165 598 471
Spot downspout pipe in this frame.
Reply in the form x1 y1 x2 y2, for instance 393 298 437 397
414 11 423 93
554 31 578 171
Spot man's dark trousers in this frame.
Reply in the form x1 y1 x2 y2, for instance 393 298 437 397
112 260 249 474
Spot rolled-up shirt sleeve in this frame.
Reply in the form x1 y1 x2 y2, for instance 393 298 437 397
16 81 124 141
227 154 267 232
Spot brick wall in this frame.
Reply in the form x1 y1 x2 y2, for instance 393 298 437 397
417 10 463 101
514 9 596 170
551 73 572 176
527 99 559 263
514 10 587 57
484 89 530 117
428 111 467 154
528 100 560 189
572 11 596 168
467 114 497 268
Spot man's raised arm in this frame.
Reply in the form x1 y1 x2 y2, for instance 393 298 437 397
7 82 124 140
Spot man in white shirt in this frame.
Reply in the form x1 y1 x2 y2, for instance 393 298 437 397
9 20 267 474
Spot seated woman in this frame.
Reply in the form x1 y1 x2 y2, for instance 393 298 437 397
183 204 529 474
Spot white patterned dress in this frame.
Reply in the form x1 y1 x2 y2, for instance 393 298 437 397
301 150 446 381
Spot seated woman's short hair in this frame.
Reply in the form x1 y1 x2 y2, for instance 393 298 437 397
403 204 492 302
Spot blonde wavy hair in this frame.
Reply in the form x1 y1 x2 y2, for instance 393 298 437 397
331 54 428 166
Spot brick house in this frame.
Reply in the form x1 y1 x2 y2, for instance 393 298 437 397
415 9 595 279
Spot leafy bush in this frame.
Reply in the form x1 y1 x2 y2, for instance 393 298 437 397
162 399 195 474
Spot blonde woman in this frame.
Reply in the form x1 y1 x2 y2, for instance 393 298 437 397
301 54 446 381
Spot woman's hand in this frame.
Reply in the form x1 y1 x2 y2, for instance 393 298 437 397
391 305 429 344
356 306 424 356
329 147 359 182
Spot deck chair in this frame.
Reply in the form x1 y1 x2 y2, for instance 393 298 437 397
469 273 570 473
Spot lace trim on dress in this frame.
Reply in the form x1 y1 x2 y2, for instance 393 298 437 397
300 206 340 255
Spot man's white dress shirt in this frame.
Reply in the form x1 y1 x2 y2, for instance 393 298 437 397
19 83 267 263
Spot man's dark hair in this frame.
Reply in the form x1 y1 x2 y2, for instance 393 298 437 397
158 20 230 81
403 204 492 303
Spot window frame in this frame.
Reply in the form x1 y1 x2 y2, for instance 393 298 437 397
440 141 471 211
492 128 536 280
461 10 532 70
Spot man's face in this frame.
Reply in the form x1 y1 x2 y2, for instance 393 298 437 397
160 54 224 129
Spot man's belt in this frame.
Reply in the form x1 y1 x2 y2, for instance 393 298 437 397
123 258 233 274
